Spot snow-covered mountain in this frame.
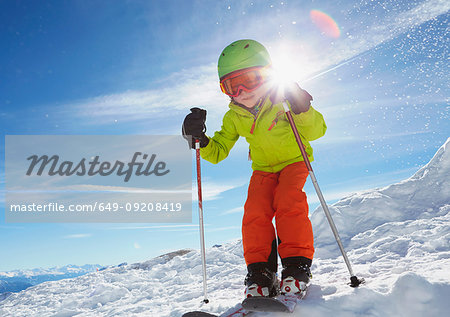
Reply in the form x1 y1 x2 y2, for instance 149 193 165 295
311 136 450 254
0 264 103 294
0 138 449 317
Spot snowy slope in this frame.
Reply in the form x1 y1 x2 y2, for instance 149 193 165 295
0 138 449 317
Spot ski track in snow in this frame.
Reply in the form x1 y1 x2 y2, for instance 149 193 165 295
1 139 449 317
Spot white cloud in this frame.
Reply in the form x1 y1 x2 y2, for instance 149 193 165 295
105 223 239 234
205 226 240 233
65 0 448 129
0 225 25 229
63 233 92 239
107 224 198 230
55 185 192 194
192 178 248 201
70 64 228 125
221 206 244 216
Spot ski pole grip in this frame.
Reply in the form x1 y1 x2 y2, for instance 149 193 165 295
189 107 207 139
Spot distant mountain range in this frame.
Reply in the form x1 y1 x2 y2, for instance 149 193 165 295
0 264 102 295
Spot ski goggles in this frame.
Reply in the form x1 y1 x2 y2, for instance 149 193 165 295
219 66 271 97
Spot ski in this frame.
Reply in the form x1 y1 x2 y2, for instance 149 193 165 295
182 303 251 317
182 312 219 317
182 288 307 317
241 294 299 313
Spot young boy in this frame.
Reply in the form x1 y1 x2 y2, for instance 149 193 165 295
182 39 327 298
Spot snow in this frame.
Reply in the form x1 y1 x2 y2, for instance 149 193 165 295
0 138 449 316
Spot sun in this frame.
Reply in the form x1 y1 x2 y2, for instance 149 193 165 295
268 50 299 95
266 39 323 92
271 60 296 87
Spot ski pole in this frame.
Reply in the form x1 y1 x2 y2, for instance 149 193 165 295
282 101 364 287
195 139 210 303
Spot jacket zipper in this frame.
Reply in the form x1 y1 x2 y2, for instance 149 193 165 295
249 97 266 134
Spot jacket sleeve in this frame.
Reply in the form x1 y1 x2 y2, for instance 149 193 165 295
200 111 239 164
292 105 327 141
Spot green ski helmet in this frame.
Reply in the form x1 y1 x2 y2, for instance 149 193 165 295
218 39 272 80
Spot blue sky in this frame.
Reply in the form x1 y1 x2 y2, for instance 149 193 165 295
0 0 448 271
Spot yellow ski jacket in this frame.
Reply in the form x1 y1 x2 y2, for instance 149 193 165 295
200 97 327 173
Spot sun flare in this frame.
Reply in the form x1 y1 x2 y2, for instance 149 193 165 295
268 40 317 85
268 44 305 93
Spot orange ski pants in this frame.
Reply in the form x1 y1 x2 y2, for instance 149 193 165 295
242 161 314 266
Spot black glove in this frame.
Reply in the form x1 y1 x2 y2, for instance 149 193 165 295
182 107 209 149
269 82 312 114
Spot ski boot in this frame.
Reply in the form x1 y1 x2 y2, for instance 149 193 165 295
280 263 311 296
244 263 279 298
